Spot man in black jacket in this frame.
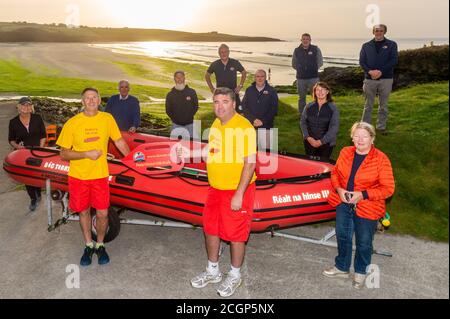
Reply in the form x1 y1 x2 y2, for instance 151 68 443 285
165 71 199 140
242 69 279 150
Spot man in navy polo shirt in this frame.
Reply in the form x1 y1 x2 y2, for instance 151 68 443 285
105 80 141 133
359 24 398 135
292 33 323 118
205 44 247 113
242 69 278 150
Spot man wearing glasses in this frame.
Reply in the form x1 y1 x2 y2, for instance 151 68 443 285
359 24 398 135
105 80 141 133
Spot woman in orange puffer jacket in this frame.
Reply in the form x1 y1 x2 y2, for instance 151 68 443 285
322 121 395 289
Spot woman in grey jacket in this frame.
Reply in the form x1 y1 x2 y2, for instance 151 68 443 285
300 82 339 159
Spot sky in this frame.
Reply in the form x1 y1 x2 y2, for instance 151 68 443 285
0 0 448 40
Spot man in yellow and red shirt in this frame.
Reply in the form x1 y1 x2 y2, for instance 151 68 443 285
190 87 257 298
57 87 130 266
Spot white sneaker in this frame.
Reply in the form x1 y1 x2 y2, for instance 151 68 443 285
353 273 366 289
216 273 242 298
190 269 222 288
322 266 350 278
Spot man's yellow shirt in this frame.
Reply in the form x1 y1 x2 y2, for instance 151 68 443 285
56 111 122 180
207 113 257 190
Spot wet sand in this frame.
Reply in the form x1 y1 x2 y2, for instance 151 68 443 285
0 42 214 97
0 43 171 87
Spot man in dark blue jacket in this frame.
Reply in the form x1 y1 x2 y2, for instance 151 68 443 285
359 24 398 135
242 69 278 150
292 33 323 117
105 80 141 133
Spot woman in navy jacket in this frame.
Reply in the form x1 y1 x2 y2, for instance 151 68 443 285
300 82 339 159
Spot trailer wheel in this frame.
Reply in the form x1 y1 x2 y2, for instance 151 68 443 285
91 207 121 243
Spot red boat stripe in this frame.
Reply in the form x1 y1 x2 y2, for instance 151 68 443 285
109 189 334 223
5 168 334 226
4 162 335 218
3 169 68 186
254 201 331 213
252 210 335 222
109 192 202 216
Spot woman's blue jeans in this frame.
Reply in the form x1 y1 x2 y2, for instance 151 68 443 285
334 203 378 275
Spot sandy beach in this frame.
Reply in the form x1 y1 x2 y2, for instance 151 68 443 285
0 43 211 97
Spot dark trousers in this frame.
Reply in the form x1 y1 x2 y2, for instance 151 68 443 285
26 185 41 201
303 140 334 159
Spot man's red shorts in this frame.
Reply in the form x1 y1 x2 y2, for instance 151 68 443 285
203 183 256 242
68 176 110 213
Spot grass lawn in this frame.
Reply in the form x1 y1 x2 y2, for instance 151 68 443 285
1 57 448 242
0 59 169 99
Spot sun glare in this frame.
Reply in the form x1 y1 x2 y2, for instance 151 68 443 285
103 0 206 30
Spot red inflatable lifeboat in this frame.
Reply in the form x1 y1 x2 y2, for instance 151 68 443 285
3 131 336 233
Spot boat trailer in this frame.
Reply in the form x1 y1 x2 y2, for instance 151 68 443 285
45 179 392 257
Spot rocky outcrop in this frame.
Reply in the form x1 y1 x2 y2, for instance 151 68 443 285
318 66 365 94
31 97 170 134
31 98 82 125
394 45 449 88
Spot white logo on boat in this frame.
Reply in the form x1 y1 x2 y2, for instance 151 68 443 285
133 152 145 163
44 161 70 172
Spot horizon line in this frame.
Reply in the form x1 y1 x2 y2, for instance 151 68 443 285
1 20 448 41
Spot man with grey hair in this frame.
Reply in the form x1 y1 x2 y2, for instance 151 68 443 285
165 70 199 139
205 44 247 113
292 33 323 117
105 80 141 133
242 69 279 150
359 24 398 135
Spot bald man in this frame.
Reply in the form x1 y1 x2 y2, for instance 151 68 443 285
105 80 141 133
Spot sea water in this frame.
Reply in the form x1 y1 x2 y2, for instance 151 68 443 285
92 38 448 85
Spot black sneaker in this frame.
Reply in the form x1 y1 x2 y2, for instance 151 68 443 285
80 246 95 266
29 199 38 211
96 246 110 265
